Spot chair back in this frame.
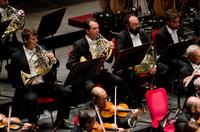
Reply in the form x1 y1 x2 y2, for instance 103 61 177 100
145 87 168 128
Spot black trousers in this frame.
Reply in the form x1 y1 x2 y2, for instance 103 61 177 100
12 82 72 124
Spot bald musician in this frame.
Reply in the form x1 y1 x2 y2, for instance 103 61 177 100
84 86 139 129
175 96 200 132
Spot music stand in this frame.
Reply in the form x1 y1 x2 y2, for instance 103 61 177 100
112 44 150 71
37 7 66 55
159 38 198 108
160 38 198 61
0 20 12 39
64 58 105 86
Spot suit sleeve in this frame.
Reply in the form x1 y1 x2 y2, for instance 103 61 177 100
10 53 25 89
66 42 82 70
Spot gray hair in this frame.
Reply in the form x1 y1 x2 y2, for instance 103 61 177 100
186 45 200 60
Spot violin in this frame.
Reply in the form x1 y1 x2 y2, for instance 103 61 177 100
0 113 24 130
101 101 140 118
91 122 123 132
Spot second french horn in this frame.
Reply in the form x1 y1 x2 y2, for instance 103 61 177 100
80 33 112 62
21 44 55 86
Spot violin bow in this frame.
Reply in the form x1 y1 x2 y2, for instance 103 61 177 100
93 101 106 132
7 106 12 132
114 85 117 125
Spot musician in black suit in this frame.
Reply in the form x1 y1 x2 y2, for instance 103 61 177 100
10 28 73 129
0 0 25 55
180 45 200 97
114 14 153 108
85 86 138 129
175 96 200 132
66 18 123 104
155 9 187 89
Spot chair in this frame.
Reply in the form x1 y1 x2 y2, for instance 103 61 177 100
145 87 175 132
36 97 55 125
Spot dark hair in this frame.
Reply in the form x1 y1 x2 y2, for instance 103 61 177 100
165 9 181 22
83 18 98 31
21 28 38 43
78 106 96 128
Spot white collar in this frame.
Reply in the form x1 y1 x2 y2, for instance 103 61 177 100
23 45 35 54
166 25 177 34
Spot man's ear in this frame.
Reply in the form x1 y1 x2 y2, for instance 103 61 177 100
86 29 89 34
191 107 196 114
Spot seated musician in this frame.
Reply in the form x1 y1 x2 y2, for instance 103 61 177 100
155 9 187 90
66 18 123 104
84 86 139 129
175 96 200 132
114 14 154 108
180 45 200 97
9 28 73 129
71 106 97 132
0 0 25 56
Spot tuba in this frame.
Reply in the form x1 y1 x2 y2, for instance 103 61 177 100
21 44 55 86
1 5 25 38
80 33 112 62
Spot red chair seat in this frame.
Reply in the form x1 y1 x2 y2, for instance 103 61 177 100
68 13 93 28
37 97 55 125
37 97 55 104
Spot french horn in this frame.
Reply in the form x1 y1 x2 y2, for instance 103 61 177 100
80 33 112 62
132 44 157 75
1 5 25 38
21 44 55 86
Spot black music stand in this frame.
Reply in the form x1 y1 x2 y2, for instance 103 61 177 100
112 44 150 71
160 38 197 61
160 38 197 108
37 7 66 55
64 58 105 87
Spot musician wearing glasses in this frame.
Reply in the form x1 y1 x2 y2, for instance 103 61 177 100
115 14 153 108
83 86 139 130
9 28 73 129
66 18 123 104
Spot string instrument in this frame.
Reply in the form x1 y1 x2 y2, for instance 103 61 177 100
91 122 123 132
100 101 141 118
0 113 24 130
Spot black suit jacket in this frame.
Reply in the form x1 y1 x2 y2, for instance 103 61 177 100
180 62 196 97
10 45 59 89
66 37 92 70
175 111 190 132
115 29 149 57
156 26 182 56
66 36 113 70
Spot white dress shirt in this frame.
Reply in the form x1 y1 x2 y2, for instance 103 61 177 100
129 32 142 47
166 25 179 44
85 35 98 59
23 45 44 85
